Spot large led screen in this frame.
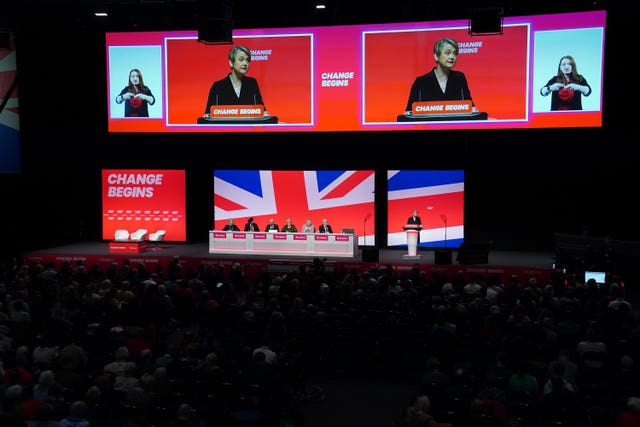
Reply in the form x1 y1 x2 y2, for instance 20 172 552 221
0 33 21 173
102 169 187 241
387 170 464 248
213 170 375 246
106 10 605 133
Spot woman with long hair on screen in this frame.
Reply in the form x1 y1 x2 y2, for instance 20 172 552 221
115 68 156 117
203 45 268 117
540 55 591 111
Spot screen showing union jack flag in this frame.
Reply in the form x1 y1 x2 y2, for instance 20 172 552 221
388 170 464 248
0 33 21 173
214 170 376 246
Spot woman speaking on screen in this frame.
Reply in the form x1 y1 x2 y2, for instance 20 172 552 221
404 38 477 113
203 45 268 117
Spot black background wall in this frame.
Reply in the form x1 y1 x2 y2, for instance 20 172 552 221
1 0 634 260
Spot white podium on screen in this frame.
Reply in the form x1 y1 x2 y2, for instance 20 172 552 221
402 224 422 259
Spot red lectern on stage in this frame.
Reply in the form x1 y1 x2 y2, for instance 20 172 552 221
402 224 422 259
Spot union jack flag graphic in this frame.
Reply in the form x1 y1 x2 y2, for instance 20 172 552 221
387 170 464 248
214 170 376 245
0 33 21 173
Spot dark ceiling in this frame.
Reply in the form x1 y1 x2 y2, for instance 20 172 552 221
3 0 610 33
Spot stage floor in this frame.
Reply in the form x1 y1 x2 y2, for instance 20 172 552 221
23 241 556 284
24 241 556 267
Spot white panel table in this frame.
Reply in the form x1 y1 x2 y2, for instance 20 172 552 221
209 231 358 258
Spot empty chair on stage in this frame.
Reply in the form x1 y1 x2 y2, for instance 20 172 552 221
149 230 166 241
114 230 130 241
130 228 148 241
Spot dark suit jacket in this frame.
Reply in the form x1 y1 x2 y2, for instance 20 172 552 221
222 225 240 231
318 224 333 233
407 216 422 226
244 223 260 232
204 74 266 115
265 224 279 232
405 68 474 111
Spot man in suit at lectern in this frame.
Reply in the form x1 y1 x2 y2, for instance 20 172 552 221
407 210 422 245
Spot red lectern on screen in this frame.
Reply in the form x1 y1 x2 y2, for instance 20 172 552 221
102 169 187 241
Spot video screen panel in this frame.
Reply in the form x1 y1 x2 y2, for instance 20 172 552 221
387 170 464 248
0 33 21 173
106 10 605 133
102 169 187 241
213 170 375 246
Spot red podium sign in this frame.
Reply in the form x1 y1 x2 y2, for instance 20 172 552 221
209 105 265 118
411 100 473 115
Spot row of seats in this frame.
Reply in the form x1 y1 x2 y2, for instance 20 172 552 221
114 228 166 241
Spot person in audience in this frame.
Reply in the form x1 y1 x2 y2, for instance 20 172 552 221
115 68 156 117
29 402 59 427
404 38 477 114
400 394 453 427
281 218 297 233
32 370 56 401
203 45 268 117
301 219 315 233
1 384 27 427
244 217 260 232
222 218 240 231
617 396 640 427
539 55 591 110
173 403 202 427
58 401 89 427
265 218 279 232
508 359 539 399
575 323 608 381
32 336 59 371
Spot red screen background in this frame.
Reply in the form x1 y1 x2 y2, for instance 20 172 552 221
102 169 187 241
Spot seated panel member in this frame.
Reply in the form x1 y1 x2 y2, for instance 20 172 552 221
244 217 260 232
301 219 315 234
265 218 279 232
281 218 297 233
222 218 240 231
318 219 333 234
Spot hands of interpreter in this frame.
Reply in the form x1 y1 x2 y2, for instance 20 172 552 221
122 92 152 102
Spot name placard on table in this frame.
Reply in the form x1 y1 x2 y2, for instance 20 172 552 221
209 230 357 258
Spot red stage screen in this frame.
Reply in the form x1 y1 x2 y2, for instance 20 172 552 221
102 169 187 241
106 10 605 133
